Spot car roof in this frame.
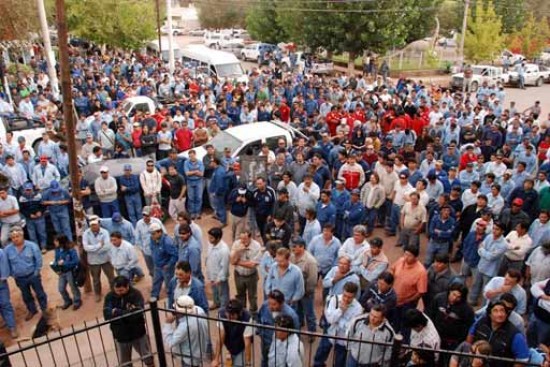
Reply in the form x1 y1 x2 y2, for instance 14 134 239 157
225 121 290 141
471 65 499 69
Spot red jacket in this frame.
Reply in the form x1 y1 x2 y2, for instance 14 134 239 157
326 111 341 136
459 152 478 170
279 104 290 122
174 128 193 152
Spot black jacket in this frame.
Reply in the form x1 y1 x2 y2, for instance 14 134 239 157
425 292 474 348
103 287 147 342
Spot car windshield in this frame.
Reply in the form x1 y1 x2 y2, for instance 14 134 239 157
471 67 491 75
216 63 244 78
122 100 133 114
208 130 242 154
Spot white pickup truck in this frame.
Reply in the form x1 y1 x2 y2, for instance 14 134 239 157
507 63 550 87
281 52 334 74
450 65 509 92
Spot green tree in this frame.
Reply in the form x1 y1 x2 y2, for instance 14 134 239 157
464 1 504 63
49 0 157 49
490 0 524 33
299 0 416 72
0 0 38 41
525 0 550 21
437 0 464 35
246 0 289 44
405 0 442 43
507 13 550 59
196 0 247 29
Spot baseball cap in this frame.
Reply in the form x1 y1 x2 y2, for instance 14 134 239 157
278 187 288 194
50 180 60 192
149 222 162 233
351 189 361 196
290 236 306 247
23 182 34 191
112 212 122 222
237 188 247 195
123 164 132 171
512 198 524 206
39 155 49 162
503 169 513 176
174 295 195 313
99 166 109 173
142 206 151 215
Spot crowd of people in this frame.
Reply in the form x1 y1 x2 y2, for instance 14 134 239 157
0 45 549 367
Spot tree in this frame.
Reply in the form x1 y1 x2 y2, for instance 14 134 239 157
405 0 442 43
50 0 157 50
0 0 38 41
437 0 464 35
246 0 289 44
507 13 550 59
464 1 505 63
490 0 524 33
196 0 247 29
298 0 417 73
525 0 550 21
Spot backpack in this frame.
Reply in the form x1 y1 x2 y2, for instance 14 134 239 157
72 264 86 288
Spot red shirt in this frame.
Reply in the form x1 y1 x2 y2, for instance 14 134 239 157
174 128 193 152
326 111 341 136
459 152 478 170
410 116 428 136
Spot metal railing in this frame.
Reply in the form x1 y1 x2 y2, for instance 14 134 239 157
0 301 543 367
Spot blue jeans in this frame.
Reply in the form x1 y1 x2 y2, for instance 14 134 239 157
424 239 450 267
152 264 175 299
187 180 204 216
58 271 81 306
297 294 317 332
0 283 16 329
313 338 347 367
468 272 491 305
142 254 155 277
117 266 145 280
212 194 227 225
14 274 48 314
26 217 47 249
365 207 378 234
100 200 120 218
50 210 73 241
385 204 401 235
528 313 550 346
124 193 142 226
212 280 229 308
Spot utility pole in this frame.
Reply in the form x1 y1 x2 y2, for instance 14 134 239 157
166 0 175 73
55 0 91 292
36 0 60 99
459 0 470 70
155 0 163 56
459 0 470 96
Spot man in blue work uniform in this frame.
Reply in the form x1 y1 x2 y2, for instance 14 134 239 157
183 150 205 220
425 205 456 267
251 177 276 241
316 190 337 229
155 149 186 176
342 189 366 240
101 212 135 243
5 226 48 321
119 164 142 226
331 179 350 239
176 224 204 282
0 247 18 338
19 182 48 253
208 158 228 226
150 222 178 300
41 180 73 241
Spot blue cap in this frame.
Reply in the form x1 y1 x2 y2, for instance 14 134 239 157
112 212 122 222
50 180 60 192
23 182 34 191
351 189 361 195
123 164 132 171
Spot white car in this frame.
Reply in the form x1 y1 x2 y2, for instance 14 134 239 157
240 43 278 61
204 32 243 49
508 63 550 87
541 47 550 65
178 121 307 161
450 65 509 92
160 25 184 36
0 115 46 152
500 50 525 66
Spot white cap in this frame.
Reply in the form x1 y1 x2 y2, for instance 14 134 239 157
99 166 109 173
174 295 195 313
149 222 162 233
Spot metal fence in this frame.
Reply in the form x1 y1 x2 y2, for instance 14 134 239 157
0 301 543 367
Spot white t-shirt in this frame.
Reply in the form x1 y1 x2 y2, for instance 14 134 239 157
393 182 414 206
0 195 21 224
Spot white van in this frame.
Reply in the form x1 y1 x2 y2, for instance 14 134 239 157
181 45 248 84
147 38 182 62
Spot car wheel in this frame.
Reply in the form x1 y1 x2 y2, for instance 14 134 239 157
536 77 543 87
241 53 247 61
209 44 216 49
32 139 42 154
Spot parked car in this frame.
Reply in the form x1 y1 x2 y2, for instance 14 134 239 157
160 25 184 36
188 29 206 37
450 65 509 92
540 47 550 65
0 114 46 152
500 50 525 66
507 63 550 87
204 32 243 49
280 52 334 74
178 121 307 162
240 43 278 62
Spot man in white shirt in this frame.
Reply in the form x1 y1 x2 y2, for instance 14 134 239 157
500 222 532 275
386 172 414 236
205 227 230 310
268 314 304 367
110 232 144 282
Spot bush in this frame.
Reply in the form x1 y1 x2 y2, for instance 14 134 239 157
6 63 33 75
